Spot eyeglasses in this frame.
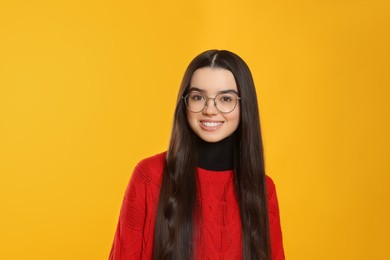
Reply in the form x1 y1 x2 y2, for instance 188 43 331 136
182 91 241 113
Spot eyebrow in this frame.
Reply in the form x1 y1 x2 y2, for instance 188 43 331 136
188 87 239 95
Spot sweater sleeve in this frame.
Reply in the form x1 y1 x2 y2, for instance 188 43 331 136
266 177 285 260
109 163 148 260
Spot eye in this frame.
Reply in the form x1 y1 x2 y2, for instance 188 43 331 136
189 93 205 101
218 94 234 103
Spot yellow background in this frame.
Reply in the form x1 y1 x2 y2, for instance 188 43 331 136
1 0 389 259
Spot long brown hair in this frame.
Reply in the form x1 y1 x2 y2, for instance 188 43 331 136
153 50 270 260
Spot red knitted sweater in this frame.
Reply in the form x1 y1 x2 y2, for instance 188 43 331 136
110 152 285 260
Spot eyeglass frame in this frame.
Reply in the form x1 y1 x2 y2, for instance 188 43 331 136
182 89 241 114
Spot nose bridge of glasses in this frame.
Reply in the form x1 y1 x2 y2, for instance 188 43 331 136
205 97 217 107
203 96 218 113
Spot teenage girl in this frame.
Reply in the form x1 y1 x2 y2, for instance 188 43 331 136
110 50 285 260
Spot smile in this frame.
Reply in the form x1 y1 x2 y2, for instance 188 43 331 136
200 121 224 127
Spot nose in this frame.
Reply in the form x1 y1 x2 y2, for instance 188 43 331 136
203 98 218 115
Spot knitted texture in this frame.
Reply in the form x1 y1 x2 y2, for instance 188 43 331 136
109 152 285 260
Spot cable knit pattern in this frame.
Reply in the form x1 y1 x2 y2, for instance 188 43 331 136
195 168 241 259
109 152 285 260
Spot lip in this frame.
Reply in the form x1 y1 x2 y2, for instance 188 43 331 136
199 120 224 131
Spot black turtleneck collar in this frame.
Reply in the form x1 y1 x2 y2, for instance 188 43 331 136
196 133 236 171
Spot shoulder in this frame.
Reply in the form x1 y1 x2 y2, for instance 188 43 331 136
265 175 280 213
265 175 276 195
265 175 285 257
135 151 166 171
132 151 167 185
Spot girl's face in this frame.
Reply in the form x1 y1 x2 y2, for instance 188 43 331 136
186 67 240 143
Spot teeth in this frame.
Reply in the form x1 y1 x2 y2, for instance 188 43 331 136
201 121 222 127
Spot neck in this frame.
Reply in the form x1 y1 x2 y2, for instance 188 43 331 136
196 133 236 171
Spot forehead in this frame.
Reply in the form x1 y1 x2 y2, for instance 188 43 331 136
189 67 237 93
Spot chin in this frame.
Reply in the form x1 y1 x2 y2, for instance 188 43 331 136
197 133 227 143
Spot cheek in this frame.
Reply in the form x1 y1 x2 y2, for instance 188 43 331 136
186 111 196 129
235 107 240 121
227 108 240 125
231 110 241 131
186 110 192 123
